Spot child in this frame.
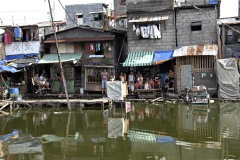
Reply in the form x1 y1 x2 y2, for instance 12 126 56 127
128 81 135 94
144 81 151 90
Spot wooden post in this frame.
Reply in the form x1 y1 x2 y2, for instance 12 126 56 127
222 24 226 58
217 24 222 59
0 73 3 100
47 0 71 111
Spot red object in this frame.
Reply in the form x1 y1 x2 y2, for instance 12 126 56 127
4 33 12 44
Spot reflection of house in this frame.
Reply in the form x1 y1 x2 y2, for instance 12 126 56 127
177 105 220 143
42 26 126 93
220 102 240 158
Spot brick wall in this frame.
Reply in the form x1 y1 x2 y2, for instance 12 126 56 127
127 11 176 52
127 0 173 13
65 3 103 29
176 8 218 47
114 0 127 16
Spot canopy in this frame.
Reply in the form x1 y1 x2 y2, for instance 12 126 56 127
123 52 154 67
0 65 18 73
7 57 39 68
38 53 82 64
153 51 174 65
173 44 218 57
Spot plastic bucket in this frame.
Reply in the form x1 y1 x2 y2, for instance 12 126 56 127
8 88 19 98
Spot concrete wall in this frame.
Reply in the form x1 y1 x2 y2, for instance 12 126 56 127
176 8 218 47
127 11 176 52
114 0 127 16
178 0 219 7
127 0 173 13
65 3 104 29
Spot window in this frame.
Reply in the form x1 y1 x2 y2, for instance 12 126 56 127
93 13 102 21
120 0 126 5
134 23 161 39
191 21 202 31
76 13 83 25
226 30 234 43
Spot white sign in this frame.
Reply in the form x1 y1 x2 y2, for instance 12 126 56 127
5 41 40 55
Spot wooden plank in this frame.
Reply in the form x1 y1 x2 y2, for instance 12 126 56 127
0 102 10 111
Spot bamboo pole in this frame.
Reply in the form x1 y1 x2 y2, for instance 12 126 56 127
47 0 71 111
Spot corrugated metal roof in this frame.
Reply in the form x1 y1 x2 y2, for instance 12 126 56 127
38 53 82 64
128 15 169 23
123 52 154 67
173 44 218 57
217 18 240 25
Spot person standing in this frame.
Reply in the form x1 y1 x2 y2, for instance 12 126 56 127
101 69 109 94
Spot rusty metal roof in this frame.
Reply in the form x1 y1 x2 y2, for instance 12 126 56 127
128 15 169 23
173 44 218 57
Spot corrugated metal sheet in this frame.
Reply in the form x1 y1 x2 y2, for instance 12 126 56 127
123 52 154 67
173 44 218 57
128 15 169 23
38 53 82 64
218 18 240 25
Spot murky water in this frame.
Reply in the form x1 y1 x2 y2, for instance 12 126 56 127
0 102 240 160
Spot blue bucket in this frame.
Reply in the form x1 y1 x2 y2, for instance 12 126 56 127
8 88 19 98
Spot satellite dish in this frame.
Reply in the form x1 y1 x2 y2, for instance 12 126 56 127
0 28 5 35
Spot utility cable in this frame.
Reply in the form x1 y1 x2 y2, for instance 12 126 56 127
185 0 240 34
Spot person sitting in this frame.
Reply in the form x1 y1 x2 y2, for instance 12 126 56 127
154 73 162 89
128 71 135 93
134 74 143 90
164 78 169 93
144 81 151 90
33 73 41 85
168 69 174 88
39 73 50 90
128 81 135 94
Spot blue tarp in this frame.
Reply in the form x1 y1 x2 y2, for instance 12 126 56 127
153 51 174 65
0 65 18 73
208 0 218 4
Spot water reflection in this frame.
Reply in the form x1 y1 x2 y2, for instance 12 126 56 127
0 102 240 159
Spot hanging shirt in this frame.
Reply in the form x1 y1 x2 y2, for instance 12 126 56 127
14 27 22 40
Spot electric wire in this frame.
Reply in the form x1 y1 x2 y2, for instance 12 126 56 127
185 0 240 34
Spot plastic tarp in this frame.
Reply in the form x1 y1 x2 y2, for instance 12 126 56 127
0 65 18 73
107 81 126 101
153 50 174 65
216 58 240 99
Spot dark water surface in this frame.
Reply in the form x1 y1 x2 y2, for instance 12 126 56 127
0 102 240 160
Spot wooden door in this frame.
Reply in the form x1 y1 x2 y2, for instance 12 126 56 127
180 65 192 91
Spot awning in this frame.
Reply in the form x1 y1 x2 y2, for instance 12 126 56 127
7 57 39 68
173 44 218 57
153 51 174 65
128 15 169 23
38 53 82 64
0 65 17 73
123 52 154 67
